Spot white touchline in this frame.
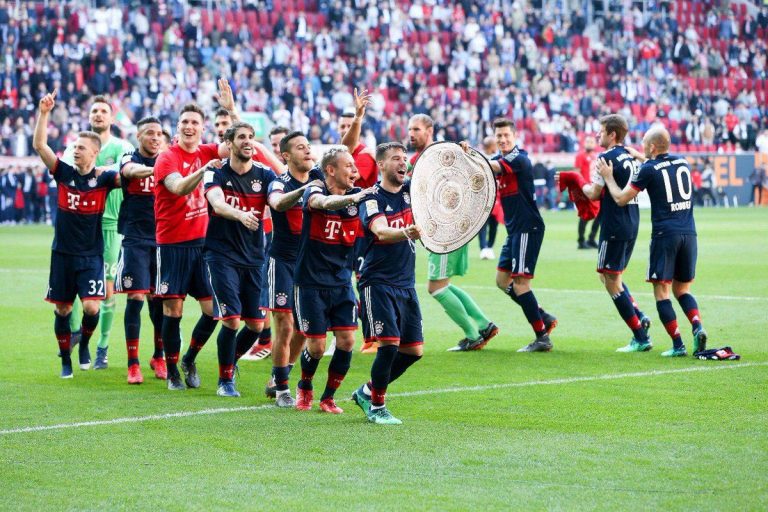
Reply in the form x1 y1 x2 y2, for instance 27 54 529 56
461 285 768 302
1 362 766 436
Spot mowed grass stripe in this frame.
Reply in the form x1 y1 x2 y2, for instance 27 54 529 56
3 361 764 436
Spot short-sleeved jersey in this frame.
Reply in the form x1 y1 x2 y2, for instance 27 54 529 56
63 135 133 230
593 145 640 241
358 182 416 289
153 142 219 246
574 150 597 182
267 166 325 262
294 183 361 288
352 143 378 188
50 159 119 255
118 149 157 242
631 153 696 238
494 148 545 233
203 160 277 267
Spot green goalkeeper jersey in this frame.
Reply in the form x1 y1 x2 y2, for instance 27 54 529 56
62 135 134 230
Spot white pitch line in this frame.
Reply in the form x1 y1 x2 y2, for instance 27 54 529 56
460 285 768 302
1 362 765 436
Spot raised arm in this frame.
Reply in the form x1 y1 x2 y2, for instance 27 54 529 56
308 186 376 211
341 88 372 152
268 179 323 212
205 186 260 230
218 77 238 121
596 158 639 207
32 89 58 170
164 159 223 196
121 161 154 179
368 215 421 243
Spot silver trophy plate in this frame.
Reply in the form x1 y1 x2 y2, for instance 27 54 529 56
410 142 497 254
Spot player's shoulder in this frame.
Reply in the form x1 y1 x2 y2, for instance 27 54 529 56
309 165 324 180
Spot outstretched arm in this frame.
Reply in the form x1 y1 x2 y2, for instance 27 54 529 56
164 159 223 196
32 89 58 171
308 186 377 211
368 215 421 243
341 88 371 152
268 179 324 212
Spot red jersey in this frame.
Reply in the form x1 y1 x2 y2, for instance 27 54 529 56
154 142 219 245
574 150 597 182
352 143 378 188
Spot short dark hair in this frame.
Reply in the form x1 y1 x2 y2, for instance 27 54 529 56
269 125 290 137
375 141 407 161
223 121 255 142
78 131 102 150
214 108 231 119
320 146 349 173
179 103 206 121
599 114 629 142
162 129 172 143
340 110 355 119
137 116 162 130
492 118 515 131
90 95 112 111
279 130 306 154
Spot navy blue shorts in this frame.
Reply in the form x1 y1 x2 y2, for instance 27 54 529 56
293 284 357 338
262 256 295 312
256 257 270 318
597 238 636 274
115 240 157 294
155 244 212 300
498 231 544 278
46 252 105 305
647 234 697 283
359 284 423 346
206 256 264 321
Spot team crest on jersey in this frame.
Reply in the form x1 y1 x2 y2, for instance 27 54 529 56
374 321 384 335
403 192 411 204
122 276 133 289
276 292 288 307
251 180 262 192
346 204 358 216
159 281 169 295
88 178 97 188
301 319 310 332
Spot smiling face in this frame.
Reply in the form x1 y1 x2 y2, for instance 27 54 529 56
228 126 256 162
494 125 516 154
177 111 205 149
89 101 113 135
137 122 163 157
72 137 99 170
326 151 358 191
378 146 408 187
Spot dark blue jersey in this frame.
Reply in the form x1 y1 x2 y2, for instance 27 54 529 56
118 149 157 242
50 159 119 256
631 153 696 237
494 147 545 233
294 184 361 288
267 166 324 262
595 145 640 241
203 160 277 267
358 182 416 289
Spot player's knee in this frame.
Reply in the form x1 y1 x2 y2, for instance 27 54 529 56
55 304 72 316
163 299 183 317
83 302 100 316
103 295 116 309
671 281 690 298
244 319 262 332
223 318 239 330
199 299 214 317
127 293 144 301
335 332 356 351
495 272 510 290
306 339 325 359
400 344 423 357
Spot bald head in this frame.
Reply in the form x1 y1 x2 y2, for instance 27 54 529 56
642 126 671 159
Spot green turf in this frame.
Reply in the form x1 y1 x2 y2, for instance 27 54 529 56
1 208 767 511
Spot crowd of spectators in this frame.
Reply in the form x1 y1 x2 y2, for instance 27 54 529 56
1 0 767 158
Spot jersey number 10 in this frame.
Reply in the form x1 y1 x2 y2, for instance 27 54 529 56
660 167 692 203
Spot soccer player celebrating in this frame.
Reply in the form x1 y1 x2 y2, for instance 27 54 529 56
153 103 227 390
62 95 133 370
293 147 376 413
578 115 652 352
34 89 121 378
263 131 324 406
351 142 423 425
202 122 278 397
114 117 167 384
597 125 709 357
480 119 557 352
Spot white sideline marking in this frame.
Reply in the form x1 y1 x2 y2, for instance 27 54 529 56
1 362 766 436
461 285 768 302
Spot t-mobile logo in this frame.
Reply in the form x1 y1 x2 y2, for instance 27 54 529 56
67 192 80 210
324 220 342 239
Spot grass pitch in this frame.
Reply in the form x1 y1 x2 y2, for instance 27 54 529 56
0 208 766 511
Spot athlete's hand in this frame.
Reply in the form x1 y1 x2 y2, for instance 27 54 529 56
353 87 371 119
458 140 471 153
307 179 324 189
354 186 377 202
403 224 421 241
217 78 236 112
626 146 646 162
596 158 613 178
238 210 260 231
39 88 57 114
205 159 224 172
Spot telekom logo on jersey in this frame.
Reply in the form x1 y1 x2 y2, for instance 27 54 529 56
324 220 342 239
67 192 80 209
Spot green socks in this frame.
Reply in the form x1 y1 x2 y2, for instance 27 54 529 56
432 286 481 340
449 284 490 329
96 295 116 349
